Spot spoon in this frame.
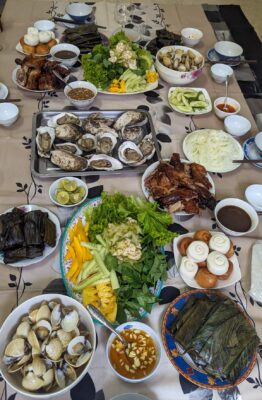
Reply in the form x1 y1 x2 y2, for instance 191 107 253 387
223 75 229 111
87 304 129 348
52 70 75 89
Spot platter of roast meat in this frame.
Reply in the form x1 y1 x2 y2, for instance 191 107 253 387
142 153 216 215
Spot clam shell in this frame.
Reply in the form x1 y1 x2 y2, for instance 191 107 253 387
48 113 81 128
77 133 97 153
139 134 155 160
32 356 47 377
28 330 41 356
36 127 55 158
34 320 52 341
88 154 123 171
45 338 63 362
5 338 25 358
67 336 86 356
36 303 51 322
57 329 72 349
55 368 66 389
22 371 44 391
96 132 117 155
61 309 79 333
42 367 54 387
54 142 83 156
118 141 145 166
51 303 62 328
16 321 31 338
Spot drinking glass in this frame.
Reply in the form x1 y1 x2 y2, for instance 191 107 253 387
114 2 132 30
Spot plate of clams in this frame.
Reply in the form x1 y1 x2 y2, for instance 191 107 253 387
31 110 161 178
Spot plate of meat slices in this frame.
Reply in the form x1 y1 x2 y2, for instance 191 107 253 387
141 153 216 216
12 55 71 93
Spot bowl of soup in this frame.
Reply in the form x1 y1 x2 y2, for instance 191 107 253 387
50 43 80 67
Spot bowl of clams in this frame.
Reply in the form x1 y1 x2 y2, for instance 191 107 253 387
155 45 204 85
0 294 96 398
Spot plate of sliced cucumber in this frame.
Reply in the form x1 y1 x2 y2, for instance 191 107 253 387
168 87 212 115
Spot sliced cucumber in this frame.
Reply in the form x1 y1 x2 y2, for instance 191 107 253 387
190 100 207 108
176 105 193 113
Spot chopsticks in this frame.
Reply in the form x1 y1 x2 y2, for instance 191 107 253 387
53 17 106 29
206 60 257 65
232 159 262 163
0 99 21 103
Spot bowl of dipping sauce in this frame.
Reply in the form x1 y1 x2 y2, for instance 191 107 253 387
34 20 55 31
224 115 251 137
106 321 161 383
214 41 243 58
245 184 262 212
210 63 234 84
215 198 259 237
64 80 97 109
254 131 262 153
181 27 203 47
50 43 80 67
65 2 92 22
214 96 240 119
0 103 19 127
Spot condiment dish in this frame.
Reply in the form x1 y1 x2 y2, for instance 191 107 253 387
0 82 8 99
65 3 92 22
224 115 251 137
34 20 55 31
214 198 259 237
106 321 161 383
214 41 243 58
0 103 19 127
245 185 262 212
214 97 240 119
64 80 97 109
49 177 88 207
210 63 234 84
50 43 80 67
0 293 96 399
254 131 262 153
181 27 203 47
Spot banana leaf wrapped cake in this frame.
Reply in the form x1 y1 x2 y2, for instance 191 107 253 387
169 294 260 383
0 208 56 264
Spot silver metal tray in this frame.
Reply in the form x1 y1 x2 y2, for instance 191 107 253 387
31 110 161 178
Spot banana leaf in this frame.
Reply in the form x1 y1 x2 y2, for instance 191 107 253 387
43 218 56 247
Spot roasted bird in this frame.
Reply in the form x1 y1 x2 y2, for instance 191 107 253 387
15 55 70 91
144 153 216 214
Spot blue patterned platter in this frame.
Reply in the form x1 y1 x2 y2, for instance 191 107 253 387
162 290 257 390
207 48 241 67
60 197 163 323
243 137 262 168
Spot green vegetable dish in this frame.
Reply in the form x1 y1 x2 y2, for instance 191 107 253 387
168 87 211 114
61 192 177 324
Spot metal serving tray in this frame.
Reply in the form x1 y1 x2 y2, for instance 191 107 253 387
31 110 161 178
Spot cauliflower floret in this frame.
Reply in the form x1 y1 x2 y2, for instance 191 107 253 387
115 41 126 53
112 238 142 261
128 60 137 70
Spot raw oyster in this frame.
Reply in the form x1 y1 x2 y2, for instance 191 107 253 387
118 141 144 166
96 132 117 155
55 124 83 142
48 113 80 128
82 119 118 136
88 113 114 127
36 127 55 158
88 154 123 171
54 143 82 156
139 134 155 160
114 111 147 131
120 126 143 143
77 134 97 152
51 150 88 171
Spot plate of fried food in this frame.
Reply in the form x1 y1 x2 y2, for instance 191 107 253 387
141 153 216 216
173 229 241 289
13 56 70 92
16 26 58 56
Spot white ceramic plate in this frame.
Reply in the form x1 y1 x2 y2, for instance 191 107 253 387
168 87 212 115
183 129 244 173
0 83 8 99
0 204 61 268
16 39 59 57
60 14 94 28
173 231 241 289
141 159 215 217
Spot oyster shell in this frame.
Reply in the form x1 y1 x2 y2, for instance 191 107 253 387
114 111 147 131
88 113 114 127
120 126 143 143
96 132 117 155
48 113 80 128
82 119 118 136
55 124 83 142
118 141 144 166
139 134 155 160
51 150 88 172
36 127 55 158
77 133 97 152
54 142 83 156
88 154 123 171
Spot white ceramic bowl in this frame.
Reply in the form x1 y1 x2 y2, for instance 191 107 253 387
64 81 97 109
254 131 262 153
214 41 243 58
181 27 203 47
214 97 240 120
49 177 88 207
50 43 80 67
224 115 251 137
214 198 259 237
0 103 19 127
245 184 262 212
0 82 8 99
210 63 234 84
34 20 55 31
155 45 204 85
0 294 96 398
106 321 161 383
65 3 92 22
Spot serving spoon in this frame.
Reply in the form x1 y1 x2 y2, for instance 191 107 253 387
52 70 75 90
223 74 229 111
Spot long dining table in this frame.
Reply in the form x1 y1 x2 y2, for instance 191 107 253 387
0 1 261 399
